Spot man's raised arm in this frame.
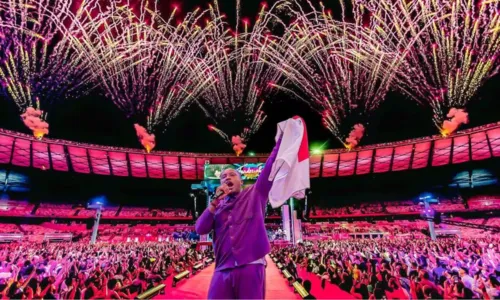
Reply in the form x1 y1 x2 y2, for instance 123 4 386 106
254 137 282 203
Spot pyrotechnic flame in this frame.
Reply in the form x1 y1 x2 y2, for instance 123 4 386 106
231 135 247 156
20 106 49 139
344 124 365 150
441 107 469 137
440 129 450 138
134 124 156 153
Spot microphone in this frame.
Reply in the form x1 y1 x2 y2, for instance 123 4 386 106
212 185 228 200
212 189 225 200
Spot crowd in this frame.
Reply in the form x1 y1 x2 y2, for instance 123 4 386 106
311 197 499 218
0 241 213 299
272 237 500 299
0 196 498 221
0 201 191 220
0 221 499 299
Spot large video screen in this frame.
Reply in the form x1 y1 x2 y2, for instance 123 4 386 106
204 163 265 183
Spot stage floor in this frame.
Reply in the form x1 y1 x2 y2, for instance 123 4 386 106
161 256 300 299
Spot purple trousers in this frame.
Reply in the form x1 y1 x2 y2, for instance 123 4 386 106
208 264 266 299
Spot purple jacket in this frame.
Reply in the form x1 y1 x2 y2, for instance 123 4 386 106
195 140 280 271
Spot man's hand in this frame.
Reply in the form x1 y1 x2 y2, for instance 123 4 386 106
215 184 230 200
208 184 230 213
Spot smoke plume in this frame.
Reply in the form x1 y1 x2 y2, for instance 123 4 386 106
231 135 247 156
20 107 49 139
345 124 365 149
442 108 469 137
134 124 156 153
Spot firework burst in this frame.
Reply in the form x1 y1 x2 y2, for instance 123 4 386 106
365 0 500 135
192 1 284 156
72 1 213 152
0 0 95 138
258 0 402 149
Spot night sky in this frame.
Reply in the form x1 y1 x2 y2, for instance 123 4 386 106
0 0 499 156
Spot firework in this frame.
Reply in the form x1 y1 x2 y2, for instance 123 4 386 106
0 0 96 138
73 1 213 152
258 0 401 149
192 1 283 156
365 0 500 135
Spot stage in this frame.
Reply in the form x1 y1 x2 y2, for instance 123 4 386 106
161 256 300 299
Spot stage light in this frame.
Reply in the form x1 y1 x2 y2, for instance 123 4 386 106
310 141 327 155
312 148 323 155
248 151 255 156
88 195 107 208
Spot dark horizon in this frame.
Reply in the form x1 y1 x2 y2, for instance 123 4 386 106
2 157 499 208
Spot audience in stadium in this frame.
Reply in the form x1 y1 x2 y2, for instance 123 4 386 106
0 195 498 299
272 237 500 299
0 241 213 299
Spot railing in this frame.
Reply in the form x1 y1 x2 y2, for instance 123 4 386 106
44 233 72 242
269 254 310 299
0 233 23 242
1 122 499 180
136 284 166 300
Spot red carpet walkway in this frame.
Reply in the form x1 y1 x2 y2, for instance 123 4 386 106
162 256 300 299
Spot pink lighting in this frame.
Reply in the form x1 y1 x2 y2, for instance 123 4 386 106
392 145 413 171
49 144 68 171
196 158 206 180
89 150 111 176
412 142 431 169
108 152 128 177
67 147 91 174
12 139 31 167
0 136 14 164
146 155 163 179
374 148 393 173
228 157 245 164
322 154 339 177
211 157 228 165
310 155 322 178
180 157 196 180
163 156 180 179
129 153 147 178
487 128 500 157
356 150 373 175
338 152 356 176
32 141 50 170
452 135 470 164
432 138 452 167
0 122 498 179
471 132 491 161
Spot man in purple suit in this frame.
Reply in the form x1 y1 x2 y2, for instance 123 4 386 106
195 138 281 299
